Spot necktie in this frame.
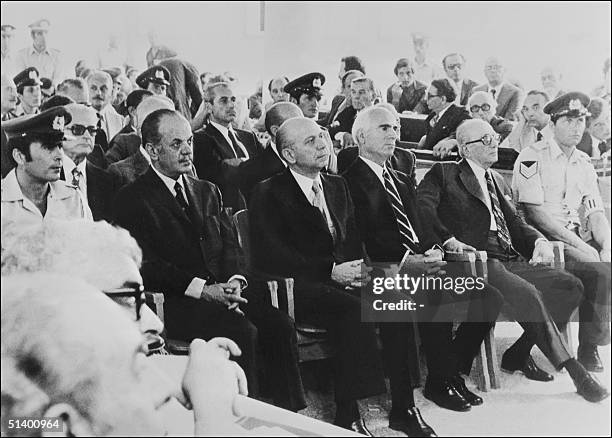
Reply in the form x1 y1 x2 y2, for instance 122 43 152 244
491 89 497 100
598 141 609 155
430 114 439 127
71 168 82 189
96 113 109 151
536 131 543 142
485 171 512 251
382 167 420 253
311 180 337 242
174 181 189 214
228 130 246 159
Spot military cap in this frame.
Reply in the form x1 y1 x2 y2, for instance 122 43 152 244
136 66 171 88
1 24 16 33
3 107 71 143
28 19 50 32
544 91 591 119
284 72 325 100
13 67 42 89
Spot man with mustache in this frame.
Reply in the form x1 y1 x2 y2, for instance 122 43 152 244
500 90 551 152
86 70 126 152
512 92 611 374
1 107 92 243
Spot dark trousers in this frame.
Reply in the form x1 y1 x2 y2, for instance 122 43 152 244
294 279 387 403
486 235 583 368
164 296 259 396
564 241 611 347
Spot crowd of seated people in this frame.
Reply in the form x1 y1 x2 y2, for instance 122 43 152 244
1 18 611 437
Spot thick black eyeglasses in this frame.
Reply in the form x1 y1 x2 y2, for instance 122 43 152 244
470 103 491 113
103 282 145 321
69 124 99 136
464 133 501 146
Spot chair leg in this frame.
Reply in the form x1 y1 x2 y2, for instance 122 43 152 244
484 325 500 389
562 322 575 356
474 342 491 392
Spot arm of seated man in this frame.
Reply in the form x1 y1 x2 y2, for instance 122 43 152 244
432 138 458 159
589 212 611 262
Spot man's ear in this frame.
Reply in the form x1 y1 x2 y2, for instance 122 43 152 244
270 125 279 137
145 142 158 161
43 403 91 437
281 146 294 164
11 148 26 166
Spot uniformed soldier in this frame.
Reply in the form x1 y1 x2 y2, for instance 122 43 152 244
284 72 325 123
512 91 611 373
1 107 92 245
11 67 43 119
135 65 171 97
15 19 63 85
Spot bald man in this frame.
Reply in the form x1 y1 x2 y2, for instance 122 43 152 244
249 117 387 434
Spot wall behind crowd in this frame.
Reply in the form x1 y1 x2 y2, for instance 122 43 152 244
2 2 610 105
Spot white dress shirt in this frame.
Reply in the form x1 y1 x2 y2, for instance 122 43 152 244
62 157 88 200
466 159 497 231
210 121 250 158
290 169 333 225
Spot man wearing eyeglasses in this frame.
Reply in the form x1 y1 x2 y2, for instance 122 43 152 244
59 103 119 221
442 53 479 107
467 91 514 143
473 57 522 121
513 92 611 375
417 118 609 403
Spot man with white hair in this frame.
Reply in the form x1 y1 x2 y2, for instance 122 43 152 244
1 273 248 436
467 91 514 142
86 70 126 151
540 66 565 100
473 57 522 121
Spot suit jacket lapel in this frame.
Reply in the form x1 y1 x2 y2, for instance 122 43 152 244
458 159 488 207
206 124 235 159
321 173 342 240
144 168 193 227
278 169 329 236
183 175 204 232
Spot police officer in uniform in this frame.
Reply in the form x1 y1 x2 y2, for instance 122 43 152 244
9 67 43 119
135 65 171 97
284 72 326 124
512 91 611 373
1 107 92 244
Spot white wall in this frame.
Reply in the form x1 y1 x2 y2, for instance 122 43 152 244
2 1 609 102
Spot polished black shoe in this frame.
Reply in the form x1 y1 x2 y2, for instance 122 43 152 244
389 407 437 437
578 344 604 373
424 381 471 412
451 375 483 406
575 373 610 403
501 355 554 382
337 418 373 436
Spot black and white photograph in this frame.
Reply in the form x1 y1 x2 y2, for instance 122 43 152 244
1 1 610 436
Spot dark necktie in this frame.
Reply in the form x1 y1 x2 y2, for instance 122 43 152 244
485 171 512 251
598 141 609 155
491 89 497 100
536 131 543 142
382 167 419 253
71 168 83 189
311 180 337 242
96 113 109 151
174 181 189 214
228 130 246 159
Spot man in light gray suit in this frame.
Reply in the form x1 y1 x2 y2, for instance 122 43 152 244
473 57 522 121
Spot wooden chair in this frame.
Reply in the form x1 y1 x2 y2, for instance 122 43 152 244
144 291 190 355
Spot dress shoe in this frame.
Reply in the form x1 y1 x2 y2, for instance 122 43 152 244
389 407 437 437
423 381 471 412
575 373 610 403
501 355 554 382
578 344 604 373
451 375 483 406
336 418 373 437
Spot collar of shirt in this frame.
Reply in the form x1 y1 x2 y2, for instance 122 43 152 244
488 83 504 98
359 156 386 185
210 120 249 158
269 141 287 166
62 156 87 182
435 103 452 120
139 146 152 163
549 137 580 163
289 168 322 204
1 168 75 202
151 165 185 197
590 134 602 158
29 46 50 56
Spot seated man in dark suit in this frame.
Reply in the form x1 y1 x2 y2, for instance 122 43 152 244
387 58 428 114
107 89 152 146
236 101 302 200
419 78 471 158
417 118 609 403
325 69 365 132
344 106 503 418
249 117 387 435
576 97 610 157
60 103 119 221
114 109 304 409
193 82 263 211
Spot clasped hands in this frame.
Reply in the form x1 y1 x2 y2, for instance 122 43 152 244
201 279 247 315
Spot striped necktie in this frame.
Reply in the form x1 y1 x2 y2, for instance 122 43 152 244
485 171 512 251
311 180 337 242
382 167 419 253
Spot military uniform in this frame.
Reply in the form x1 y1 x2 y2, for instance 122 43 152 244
136 65 171 90
12 67 43 119
1 107 93 246
284 72 326 124
512 92 610 357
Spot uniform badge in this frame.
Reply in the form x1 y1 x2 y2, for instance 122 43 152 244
28 70 37 80
52 116 65 131
568 99 584 111
312 78 321 88
519 161 538 179
155 69 164 79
